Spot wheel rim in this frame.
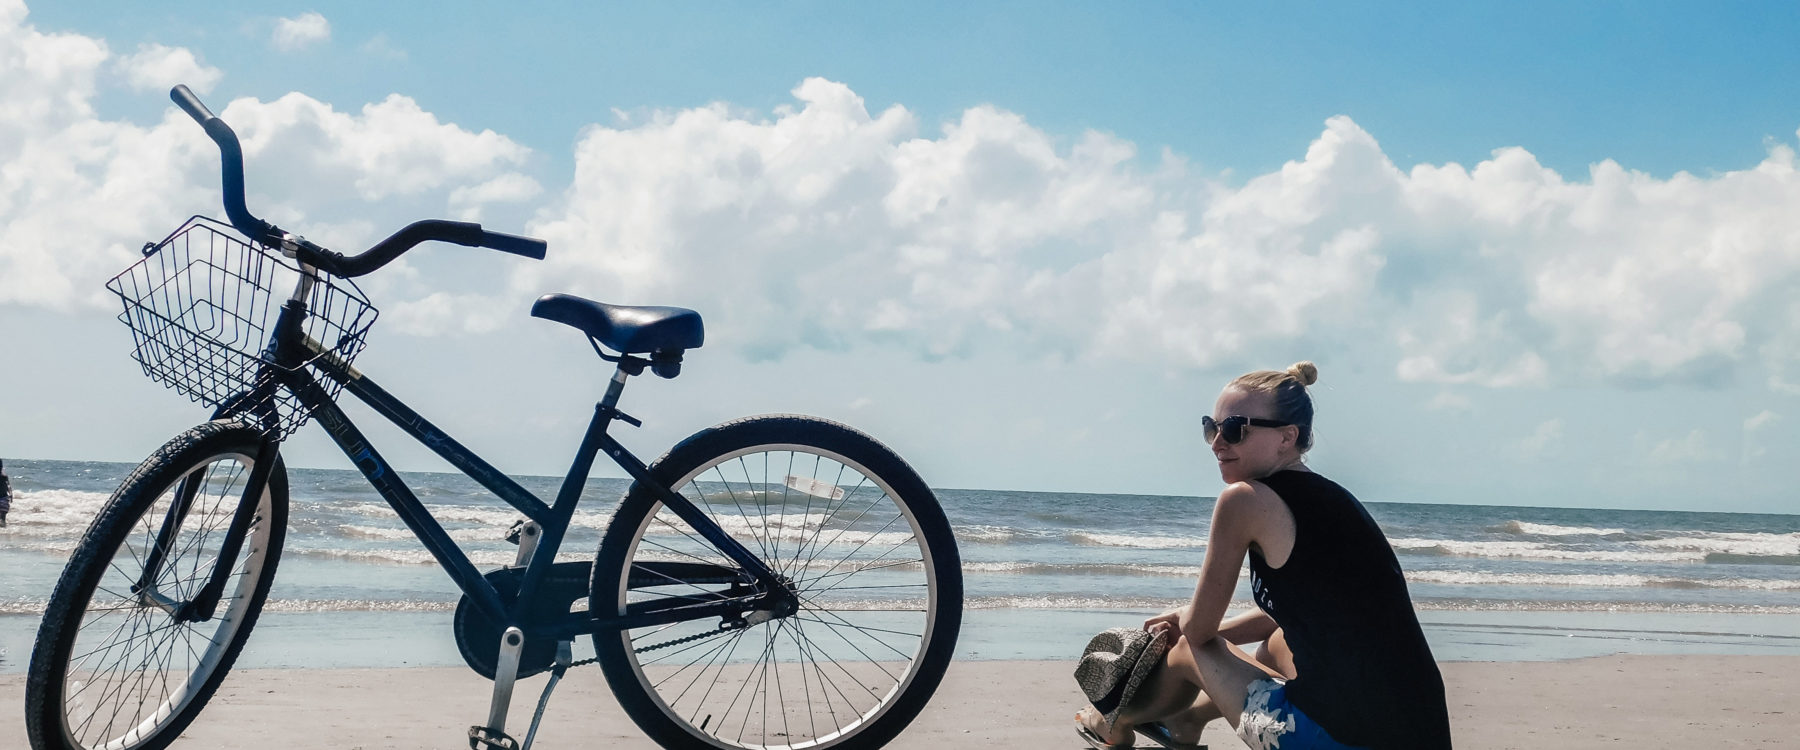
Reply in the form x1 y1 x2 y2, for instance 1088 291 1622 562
616 444 942 750
59 452 275 750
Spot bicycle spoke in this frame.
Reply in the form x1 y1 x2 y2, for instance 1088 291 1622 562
793 472 874 576
688 627 753 726
796 606 916 665
803 517 912 599
609 434 949 750
783 616 844 736
662 628 748 702
792 557 924 590
715 461 772 561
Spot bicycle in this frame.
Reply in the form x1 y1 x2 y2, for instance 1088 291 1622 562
25 85 963 750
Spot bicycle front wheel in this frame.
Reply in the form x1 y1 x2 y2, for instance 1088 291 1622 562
26 421 288 750
592 415 962 750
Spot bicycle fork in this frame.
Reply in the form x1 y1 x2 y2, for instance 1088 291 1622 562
135 437 280 623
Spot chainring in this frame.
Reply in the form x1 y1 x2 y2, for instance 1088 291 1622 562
452 561 593 680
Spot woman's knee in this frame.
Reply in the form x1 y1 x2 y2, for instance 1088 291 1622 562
1252 628 1296 679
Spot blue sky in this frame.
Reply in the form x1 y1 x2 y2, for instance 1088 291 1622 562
3 1 1798 514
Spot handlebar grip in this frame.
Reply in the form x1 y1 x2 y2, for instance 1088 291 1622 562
171 85 217 124
479 230 548 260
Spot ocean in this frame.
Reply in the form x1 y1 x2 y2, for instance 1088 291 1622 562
4 457 1800 672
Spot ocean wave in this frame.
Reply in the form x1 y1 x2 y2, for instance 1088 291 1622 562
961 561 1208 578
1067 532 1206 549
1409 599 1800 615
1389 538 1703 563
1392 530 1800 564
1406 570 1800 591
1492 520 1627 537
5 490 113 527
1640 531 1800 558
337 525 496 542
955 525 1025 544
329 502 613 531
285 547 573 567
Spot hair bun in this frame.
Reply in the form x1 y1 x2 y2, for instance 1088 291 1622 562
1287 361 1319 387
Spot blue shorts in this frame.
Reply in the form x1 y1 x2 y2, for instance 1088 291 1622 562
1237 678 1364 750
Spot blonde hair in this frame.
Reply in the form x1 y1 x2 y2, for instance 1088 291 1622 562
1227 361 1319 452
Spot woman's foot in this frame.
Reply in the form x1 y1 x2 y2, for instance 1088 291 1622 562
1075 706 1136 749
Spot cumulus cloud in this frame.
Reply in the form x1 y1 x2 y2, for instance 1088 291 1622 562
1643 428 1723 466
1426 392 1473 413
449 173 542 221
514 78 1800 387
1742 409 1780 464
1518 418 1564 457
8 1 1800 390
115 43 221 94
272 11 330 52
0 3 534 311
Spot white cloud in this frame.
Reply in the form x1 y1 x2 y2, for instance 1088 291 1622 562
1644 428 1722 466
510 79 1800 384
1742 410 1780 464
385 291 509 336
272 11 330 52
1518 418 1563 457
359 33 406 61
0 4 534 314
1426 391 1472 413
9 2 1800 390
223 92 531 201
116 43 221 94
449 173 543 221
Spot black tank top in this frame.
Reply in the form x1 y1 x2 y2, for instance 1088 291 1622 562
1246 470 1452 749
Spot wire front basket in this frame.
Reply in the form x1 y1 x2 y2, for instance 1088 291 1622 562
106 216 378 440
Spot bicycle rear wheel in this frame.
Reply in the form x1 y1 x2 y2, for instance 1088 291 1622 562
26 421 288 750
592 415 961 750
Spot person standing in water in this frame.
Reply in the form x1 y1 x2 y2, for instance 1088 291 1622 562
0 459 12 528
1079 362 1451 749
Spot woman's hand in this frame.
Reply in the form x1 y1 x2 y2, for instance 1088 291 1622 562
1143 605 1187 645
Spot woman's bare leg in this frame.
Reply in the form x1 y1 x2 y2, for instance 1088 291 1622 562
1125 629 1293 741
1116 632 1284 735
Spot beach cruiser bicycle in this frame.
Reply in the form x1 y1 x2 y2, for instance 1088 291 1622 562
25 86 962 750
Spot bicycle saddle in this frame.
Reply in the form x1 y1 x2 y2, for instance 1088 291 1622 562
530 293 704 354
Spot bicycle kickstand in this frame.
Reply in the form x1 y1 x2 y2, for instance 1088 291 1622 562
519 640 574 750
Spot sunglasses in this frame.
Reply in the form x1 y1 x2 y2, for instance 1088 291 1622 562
1202 415 1293 445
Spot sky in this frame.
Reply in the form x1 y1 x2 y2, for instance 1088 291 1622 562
2 1 1798 514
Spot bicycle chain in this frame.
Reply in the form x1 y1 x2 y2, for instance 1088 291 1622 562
558 622 742 671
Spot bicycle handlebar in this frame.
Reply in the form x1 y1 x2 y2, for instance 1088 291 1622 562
169 84 547 278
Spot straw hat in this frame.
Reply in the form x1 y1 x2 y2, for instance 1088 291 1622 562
1074 627 1169 725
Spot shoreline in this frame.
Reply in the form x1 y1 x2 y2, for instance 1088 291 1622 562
3 655 1794 748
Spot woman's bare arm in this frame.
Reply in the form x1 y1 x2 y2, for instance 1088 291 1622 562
1179 482 1261 644
1218 607 1277 644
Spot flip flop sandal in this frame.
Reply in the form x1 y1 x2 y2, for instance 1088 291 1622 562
1136 721 1207 750
1075 711 1134 750
1077 724 1135 750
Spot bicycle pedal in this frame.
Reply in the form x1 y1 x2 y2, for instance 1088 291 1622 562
468 725 519 750
503 519 525 545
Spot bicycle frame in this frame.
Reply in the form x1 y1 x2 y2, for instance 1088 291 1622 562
171 297 793 644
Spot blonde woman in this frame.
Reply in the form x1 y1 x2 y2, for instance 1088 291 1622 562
1079 363 1451 749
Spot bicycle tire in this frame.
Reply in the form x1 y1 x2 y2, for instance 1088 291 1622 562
592 415 962 750
26 421 288 750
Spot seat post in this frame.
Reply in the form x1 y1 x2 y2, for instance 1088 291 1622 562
599 363 631 412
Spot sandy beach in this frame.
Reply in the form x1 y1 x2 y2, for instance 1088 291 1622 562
4 655 1796 748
